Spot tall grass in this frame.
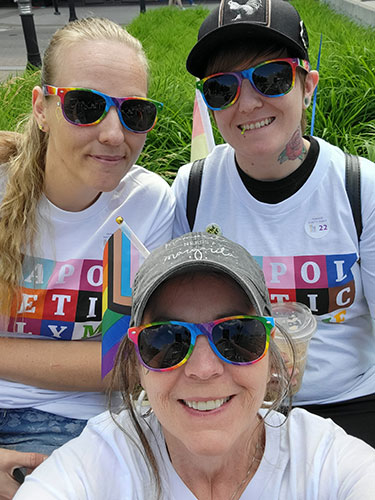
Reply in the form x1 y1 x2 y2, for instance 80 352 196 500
1 1 375 183
292 0 375 160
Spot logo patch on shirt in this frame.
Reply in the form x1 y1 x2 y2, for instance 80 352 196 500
205 223 222 235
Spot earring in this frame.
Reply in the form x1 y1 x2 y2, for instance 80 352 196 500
38 123 45 132
136 389 153 418
304 97 311 108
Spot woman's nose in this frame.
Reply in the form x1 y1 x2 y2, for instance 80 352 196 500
97 106 126 145
236 78 263 112
184 335 224 380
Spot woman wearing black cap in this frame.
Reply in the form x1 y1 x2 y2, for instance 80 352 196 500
12 233 375 499
173 0 375 447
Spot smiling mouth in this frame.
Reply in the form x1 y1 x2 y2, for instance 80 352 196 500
181 396 231 411
240 117 275 135
93 155 124 161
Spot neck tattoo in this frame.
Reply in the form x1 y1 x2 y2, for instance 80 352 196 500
278 129 307 165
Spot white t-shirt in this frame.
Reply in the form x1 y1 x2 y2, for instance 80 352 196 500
172 138 375 406
14 408 375 499
0 165 175 419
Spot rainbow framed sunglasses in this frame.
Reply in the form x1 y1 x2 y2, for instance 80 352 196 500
43 85 163 133
128 315 274 372
196 58 311 111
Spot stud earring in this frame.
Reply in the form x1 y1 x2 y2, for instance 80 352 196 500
38 123 45 132
304 97 311 108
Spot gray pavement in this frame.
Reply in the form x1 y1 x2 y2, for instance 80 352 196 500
0 2 217 82
0 0 374 83
323 0 375 27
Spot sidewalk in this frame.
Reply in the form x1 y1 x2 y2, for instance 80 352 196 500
1 0 374 83
323 0 375 27
0 2 215 82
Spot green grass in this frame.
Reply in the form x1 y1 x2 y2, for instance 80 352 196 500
1 1 375 182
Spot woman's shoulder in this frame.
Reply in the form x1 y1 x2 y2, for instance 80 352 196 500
258 408 375 498
173 143 233 185
314 136 375 172
126 164 171 187
266 407 375 458
59 410 161 476
86 407 158 434
117 164 174 200
15 410 160 498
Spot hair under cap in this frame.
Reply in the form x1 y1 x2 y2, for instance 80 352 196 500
130 232 272 326
186 0 310 78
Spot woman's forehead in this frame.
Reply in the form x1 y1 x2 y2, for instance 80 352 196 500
143 271 255 319
206 43 289 73
52 40 147 85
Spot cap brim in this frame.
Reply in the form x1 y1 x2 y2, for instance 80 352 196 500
186 23 308 78
132 258 270 327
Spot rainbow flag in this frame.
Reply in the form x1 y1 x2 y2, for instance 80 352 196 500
190 89 215 162
102 228 148 378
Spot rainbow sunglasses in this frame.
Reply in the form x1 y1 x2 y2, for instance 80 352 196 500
196 58 311 110
128 315 275 372
43 85 163 133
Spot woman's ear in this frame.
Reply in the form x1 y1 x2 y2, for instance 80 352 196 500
303 70 319 107
32 86 49 133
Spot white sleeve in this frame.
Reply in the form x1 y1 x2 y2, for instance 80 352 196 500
281 410 375 500
171 163 193 237
332 428 375 499
13 448 89 500
13 425 124 500
357 157 375 318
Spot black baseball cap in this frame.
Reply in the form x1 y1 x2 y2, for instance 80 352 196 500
186 0 310 78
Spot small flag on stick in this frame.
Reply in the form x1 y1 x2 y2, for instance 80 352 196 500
101 219 149 378
190 89 215 162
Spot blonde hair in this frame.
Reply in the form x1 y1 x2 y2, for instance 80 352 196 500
0 18 148 315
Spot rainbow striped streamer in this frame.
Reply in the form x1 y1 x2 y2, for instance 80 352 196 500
190 89 215 162
102 227 148 378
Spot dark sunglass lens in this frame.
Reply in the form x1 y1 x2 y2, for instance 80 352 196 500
121 100 157 132
253 62 293 96
64 90 105 124
212 318 266 363
138 324 191 369
203 74 239 108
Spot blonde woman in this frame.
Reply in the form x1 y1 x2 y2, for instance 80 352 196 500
0 17 174 497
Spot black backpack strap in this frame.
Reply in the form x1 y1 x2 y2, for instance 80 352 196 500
186 158 205 231
345 153 362 241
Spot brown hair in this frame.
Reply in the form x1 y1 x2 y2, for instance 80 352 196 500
0 18 148 316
